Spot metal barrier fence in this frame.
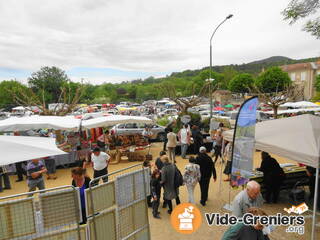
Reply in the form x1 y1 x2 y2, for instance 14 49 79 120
0 164 151 240
0 185 83 240
87 163 151 240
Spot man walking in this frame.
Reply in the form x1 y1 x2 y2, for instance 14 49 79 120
91 147 110 185
27 159 47 193
178 124 190 159
191 125 203 154
166 128 177 163
195 146 216 206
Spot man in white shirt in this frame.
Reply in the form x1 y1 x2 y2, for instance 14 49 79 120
178 124 190 159
91 147 110 185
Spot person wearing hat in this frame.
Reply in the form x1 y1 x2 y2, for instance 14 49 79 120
195 146 217 206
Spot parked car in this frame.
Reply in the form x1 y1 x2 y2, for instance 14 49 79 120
157 109 179 118
0 112 10 120
106 109 119 115
111 123 166 141
199 110 210 120
226 111 270 128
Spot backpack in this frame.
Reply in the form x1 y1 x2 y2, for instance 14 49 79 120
174 165 184 188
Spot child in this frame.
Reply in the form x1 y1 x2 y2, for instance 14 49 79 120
151 169 161 219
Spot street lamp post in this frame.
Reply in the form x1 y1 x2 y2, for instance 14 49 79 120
209 14 233 118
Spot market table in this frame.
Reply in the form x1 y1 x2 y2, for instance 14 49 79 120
109 145 150 164
250 165 309 193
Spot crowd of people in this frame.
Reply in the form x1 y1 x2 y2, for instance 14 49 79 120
1 120 319 239
147 145 216 219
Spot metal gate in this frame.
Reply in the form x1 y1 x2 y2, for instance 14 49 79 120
86 164 151 240
0 185 83 240
0 164 151 240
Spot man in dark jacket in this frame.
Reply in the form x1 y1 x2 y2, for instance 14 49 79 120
155 151 166 170
196 146 216 206
155 151 167 207
151 169 162 219
0 166 11 192
192 125 203 154
257 152 285 203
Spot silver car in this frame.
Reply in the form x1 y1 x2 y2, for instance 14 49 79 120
111 123 166 141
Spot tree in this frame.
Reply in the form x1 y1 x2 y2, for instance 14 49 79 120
228 73 254 93
116 88 127 95
254 85 303 119
253 67 302 118
28 66 70 103
160 81 213 113
127 85 137 100
0 80 28 109
198 69 225 88
255 67 292 93
9 84 85 116
222 66 238 88
282 0 320 38
315 74 320 91
81 84 97 103
8 81 86 116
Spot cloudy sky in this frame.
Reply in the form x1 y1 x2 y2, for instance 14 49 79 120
0 0 319 84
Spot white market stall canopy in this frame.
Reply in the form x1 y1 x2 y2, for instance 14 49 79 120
280 101 319 108
264 107 320 115
82 115 153 129
223 114 320 168
0 116 81 131
0 115 153 132
0 136 66 165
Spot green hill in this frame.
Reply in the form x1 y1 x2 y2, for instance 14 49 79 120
167 56 319 78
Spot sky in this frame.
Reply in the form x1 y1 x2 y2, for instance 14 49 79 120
0 0 319 85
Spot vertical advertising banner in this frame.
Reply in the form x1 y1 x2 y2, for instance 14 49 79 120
230 96 258 187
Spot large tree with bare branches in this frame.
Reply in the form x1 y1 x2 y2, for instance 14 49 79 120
253 67 303 118
159 80 214 113
9 82 85 116
6 66 86 116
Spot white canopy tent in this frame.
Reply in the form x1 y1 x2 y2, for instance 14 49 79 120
264 108 320 115
223 114 320 168
223 114 320 239
82 115 153 129
0 115 153 132
0 116 81 132
280 101 319 108
0 136 66 165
